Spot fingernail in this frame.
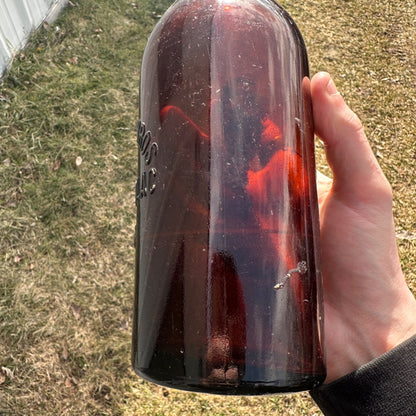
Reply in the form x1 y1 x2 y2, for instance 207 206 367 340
326 78 340 96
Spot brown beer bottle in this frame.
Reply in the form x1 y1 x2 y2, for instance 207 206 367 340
132 0 326 394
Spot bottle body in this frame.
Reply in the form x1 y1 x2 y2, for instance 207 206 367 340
132 0 325 394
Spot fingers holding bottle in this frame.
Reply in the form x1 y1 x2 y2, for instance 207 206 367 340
311 71 392 209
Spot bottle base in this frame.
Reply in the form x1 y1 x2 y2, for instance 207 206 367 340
133 367 326 396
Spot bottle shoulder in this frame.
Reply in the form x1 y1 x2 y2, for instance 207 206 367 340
145 0 307 54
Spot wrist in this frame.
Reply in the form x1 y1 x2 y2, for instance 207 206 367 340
385 288 416 351
324 284 416 384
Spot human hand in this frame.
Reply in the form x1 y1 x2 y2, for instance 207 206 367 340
311 72 416 383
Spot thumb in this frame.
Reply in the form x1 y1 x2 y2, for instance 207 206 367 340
310 72 391 205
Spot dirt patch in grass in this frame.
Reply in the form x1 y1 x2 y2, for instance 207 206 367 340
1 0 415 414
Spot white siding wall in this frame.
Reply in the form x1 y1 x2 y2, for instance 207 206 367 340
0 0 68 77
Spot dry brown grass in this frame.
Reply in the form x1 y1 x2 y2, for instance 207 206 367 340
0 0 415 414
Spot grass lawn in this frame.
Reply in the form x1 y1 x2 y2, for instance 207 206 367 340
1 0 415 414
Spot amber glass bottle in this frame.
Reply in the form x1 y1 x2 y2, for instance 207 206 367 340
132 0 325 394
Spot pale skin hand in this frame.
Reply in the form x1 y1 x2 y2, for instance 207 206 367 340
311 72 416 383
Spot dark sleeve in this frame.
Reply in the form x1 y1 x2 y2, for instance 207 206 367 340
310 335 416 416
